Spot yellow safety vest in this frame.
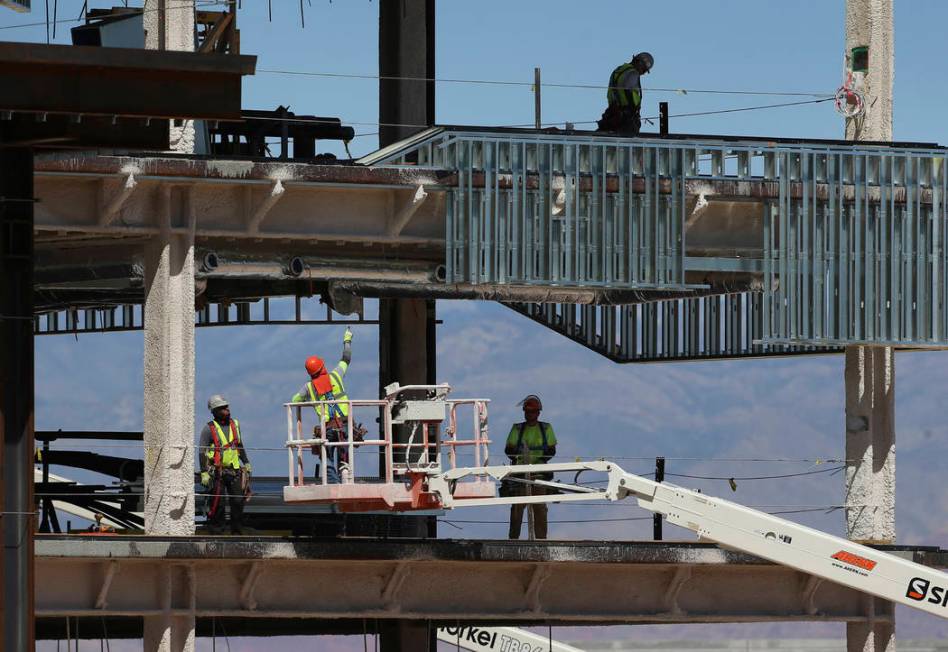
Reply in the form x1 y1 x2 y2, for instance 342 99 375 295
306 371 349 423
207 419 242 470
607 62 642 108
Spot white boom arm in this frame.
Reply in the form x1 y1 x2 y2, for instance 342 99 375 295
431 461 948 619
437 625 584 652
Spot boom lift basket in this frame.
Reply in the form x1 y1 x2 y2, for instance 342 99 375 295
283 383 496 512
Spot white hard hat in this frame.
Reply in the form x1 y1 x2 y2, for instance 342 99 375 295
207 394 229 411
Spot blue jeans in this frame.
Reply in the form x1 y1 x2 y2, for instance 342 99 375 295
315 447 341 484
315 427 346 484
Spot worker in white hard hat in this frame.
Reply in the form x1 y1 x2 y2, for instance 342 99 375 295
198 394 252 534
504 394 557 540
597 51 654 136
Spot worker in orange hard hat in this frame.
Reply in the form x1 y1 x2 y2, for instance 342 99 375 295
291 328 354 483
504 394 558 540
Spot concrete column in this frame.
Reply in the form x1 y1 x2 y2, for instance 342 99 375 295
844 346 896 543
845 0 893 142
143 186 196 652
378 0 435 147
144 0 197 154
845 2 895 651
0 146 35 652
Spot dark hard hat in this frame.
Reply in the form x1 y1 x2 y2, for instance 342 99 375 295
634 52 654 72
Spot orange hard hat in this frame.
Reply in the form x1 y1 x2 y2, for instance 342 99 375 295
305 355 325 376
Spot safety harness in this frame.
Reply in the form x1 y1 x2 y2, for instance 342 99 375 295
207 419 241 519
306 371 347 424
513 421 552 464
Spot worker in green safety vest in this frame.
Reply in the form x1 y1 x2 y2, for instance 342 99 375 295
504 394 557 540
199 394 252 534
597 52 654 136
291 328 356 483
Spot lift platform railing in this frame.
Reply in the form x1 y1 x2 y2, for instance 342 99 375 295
284 384 491 490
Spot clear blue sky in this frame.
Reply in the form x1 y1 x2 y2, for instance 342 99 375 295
6 1 948 648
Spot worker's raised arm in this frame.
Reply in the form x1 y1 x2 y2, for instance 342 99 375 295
340 327 353 368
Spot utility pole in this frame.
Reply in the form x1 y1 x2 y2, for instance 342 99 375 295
843 2 895 652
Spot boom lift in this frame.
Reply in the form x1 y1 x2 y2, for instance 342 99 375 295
284 384 948 620
436 625 583 652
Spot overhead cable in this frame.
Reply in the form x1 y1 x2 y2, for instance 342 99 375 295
240 95 834 133
665 465 846 481
255 68 832 98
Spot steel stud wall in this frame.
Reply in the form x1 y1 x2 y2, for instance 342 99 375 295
509 293 837 363
372 128 948 355
763 150 948 346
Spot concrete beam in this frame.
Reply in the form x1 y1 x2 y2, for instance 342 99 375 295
0 43 254 121
32 163 447 248
36 538 946 624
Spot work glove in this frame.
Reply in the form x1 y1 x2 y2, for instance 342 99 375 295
200 471 211 487
243 463 253 474
343 327 353 344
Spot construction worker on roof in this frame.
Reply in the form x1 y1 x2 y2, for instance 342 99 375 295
597 52 654 136
291 328 353 484
504 394 557 540
199 394 252 535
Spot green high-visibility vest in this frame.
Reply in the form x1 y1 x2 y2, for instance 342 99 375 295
607 62 642 108
306 371 350 423
208 419 242 470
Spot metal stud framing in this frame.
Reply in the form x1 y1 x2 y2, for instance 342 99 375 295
509 293 838 363
763 150 948 346
34 297 375 336
374 129 948 352
382 132 693 290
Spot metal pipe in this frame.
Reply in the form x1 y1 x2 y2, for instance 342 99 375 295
195 251 446 284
